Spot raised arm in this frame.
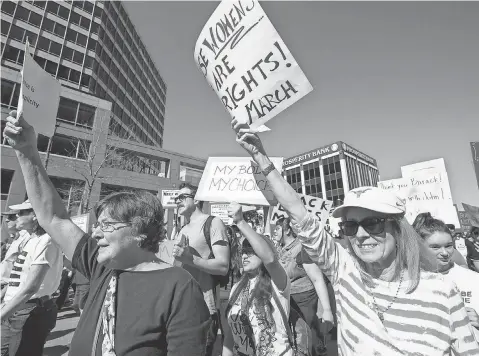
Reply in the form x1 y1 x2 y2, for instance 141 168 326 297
231 119 308 225
228 202 288 291
3 110 84 260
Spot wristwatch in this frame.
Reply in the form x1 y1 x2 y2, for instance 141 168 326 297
262 162 276 177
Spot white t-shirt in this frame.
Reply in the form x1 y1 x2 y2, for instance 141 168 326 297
227 276 292 356
1 231 30 284
445 263 479 341
4 233 63 302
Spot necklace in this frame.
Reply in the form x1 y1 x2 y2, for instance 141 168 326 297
369 271 404 322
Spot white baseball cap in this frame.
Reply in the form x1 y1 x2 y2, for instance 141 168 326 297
332 187 406 218
9 199 33 211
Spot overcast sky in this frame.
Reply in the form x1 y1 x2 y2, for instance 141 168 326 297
123 1 479 209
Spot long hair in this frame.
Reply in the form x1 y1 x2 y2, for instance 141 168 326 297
346 216 437 293
412 212 452 240
275 217 297 240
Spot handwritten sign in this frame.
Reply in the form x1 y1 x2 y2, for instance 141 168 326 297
17 41 61 137
156 240 176 265
71 213 90 233
161 189 180 208
271 194 333 225
378 172 459 226
459 211 473 229
194 0 313 130
195 157 283 206
210 203 231 224
463 203 479 227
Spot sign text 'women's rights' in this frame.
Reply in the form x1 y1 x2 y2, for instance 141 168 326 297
194 0 313 131
195 157 283 206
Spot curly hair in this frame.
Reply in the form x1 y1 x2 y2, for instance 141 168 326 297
95 191 166 253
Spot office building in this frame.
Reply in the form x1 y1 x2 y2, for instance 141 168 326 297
1 0 166 146
282 142 380 205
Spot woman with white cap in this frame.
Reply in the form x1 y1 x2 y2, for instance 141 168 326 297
231 119 479 356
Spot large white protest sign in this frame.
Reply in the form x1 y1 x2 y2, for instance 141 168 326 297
210 203 231 224
195 157 283 206
270 194 333 225
378 171 459 226
71 213 90 233
18 42 61 137
161 190 180 208
194 0 313 131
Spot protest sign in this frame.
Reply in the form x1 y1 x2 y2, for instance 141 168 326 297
194 0 313 131
458 211 473 229
17 41 61 137
71 213 90 233
270 194 333 225
210 203 230 224
378 172 459 226
463 203 479 227
157 240 176 265
161 189 180 208
195 157 283 206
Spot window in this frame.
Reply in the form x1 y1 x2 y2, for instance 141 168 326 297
53 23 66 37
33 1 46 10
57 65 70 80
93 5 102 18
61 46 73 61
50 176 85 214
77 103 95 126
1 1 16 15
57 5 69 20
41 17 55 32
80 74 90 88
84 55 93 68
79 16 90 30
44 60 57 75
70 11 80 25
14 5 30 22
1 79 16 108
8 24 24 42
72 50 84 64
57 97 78 123
69 69 80 83
90 21 99 34
2 45 23 65
1 170 14 201
66 28 76 42
76 33 87 46
87 38 96 51
37 36 50 52
49 40 62 56
83 1 93 14
1 20 10 35
46 1 60 16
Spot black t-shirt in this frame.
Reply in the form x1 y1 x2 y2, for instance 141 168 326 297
70 234 211 356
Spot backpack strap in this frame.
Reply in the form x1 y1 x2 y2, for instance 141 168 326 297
271 290 295 349
224 277 248 317
204 216 215 258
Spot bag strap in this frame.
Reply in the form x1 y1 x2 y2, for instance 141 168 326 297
204 216 215 257
224 277 248 317
271 290 295 349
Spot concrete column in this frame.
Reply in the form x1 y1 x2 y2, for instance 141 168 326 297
300 164 306 194
319 164 326 200
340 158 350 193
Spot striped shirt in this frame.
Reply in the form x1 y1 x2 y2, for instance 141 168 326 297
292 213 479 356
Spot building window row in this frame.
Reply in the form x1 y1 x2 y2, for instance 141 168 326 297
105 147 167 176
38 133 91 160
14 4 42 27
345 156 360 189
25 1 47 11
46 1 70 21
71 1 95 15
104 1 166 96
66 28 87 47
41 17 67 38
37 35 62 56
6 23 38 46
1 1 16 17
0 79 20 109
1 169 14 201
69 9 91 30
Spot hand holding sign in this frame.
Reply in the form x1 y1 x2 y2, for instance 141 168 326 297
232 118 266 158
228 202 244 225
3 110 38 153
173 234 193 264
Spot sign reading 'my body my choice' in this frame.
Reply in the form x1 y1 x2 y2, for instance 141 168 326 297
195 157 283 206
194 0 313 131
18 41 61 137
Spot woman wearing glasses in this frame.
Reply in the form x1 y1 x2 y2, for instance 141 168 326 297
231 119 479 356
2 110 211 356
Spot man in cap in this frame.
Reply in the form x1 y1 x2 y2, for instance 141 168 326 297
1 200 62 356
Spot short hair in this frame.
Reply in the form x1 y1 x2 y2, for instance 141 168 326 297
178 182 204 209
412 212 452 239
94 191 166 253
275 217 297 238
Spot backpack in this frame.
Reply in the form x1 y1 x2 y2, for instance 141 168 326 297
204 216 230 288
225 278 312 356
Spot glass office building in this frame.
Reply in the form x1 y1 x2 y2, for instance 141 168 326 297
1 0 166 147
283 142 380 205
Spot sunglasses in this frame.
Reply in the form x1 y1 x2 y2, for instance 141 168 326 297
339 217 395 237
174 194 194 203
5 214 17 221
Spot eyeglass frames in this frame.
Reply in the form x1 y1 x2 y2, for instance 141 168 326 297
339 217 396 237
174 194 195 204
92 221 132 232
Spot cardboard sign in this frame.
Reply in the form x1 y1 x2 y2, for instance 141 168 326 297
161 190 180 208
194 0 313 130
210 203 230 224
156 240 176 265
270 194 333 225
18 41 61 137
195 157 283 206
463 203 479 228
458 211 473 229
71 213 90 233
378 173 459 226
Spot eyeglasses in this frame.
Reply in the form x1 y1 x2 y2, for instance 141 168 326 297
5 214 17 221
92 221 132 232
174 194 194 204
339 217 395 237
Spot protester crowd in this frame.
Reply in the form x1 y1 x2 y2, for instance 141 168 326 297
1 109 479 356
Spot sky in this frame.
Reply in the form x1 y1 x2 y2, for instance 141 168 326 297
123 1 479 209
